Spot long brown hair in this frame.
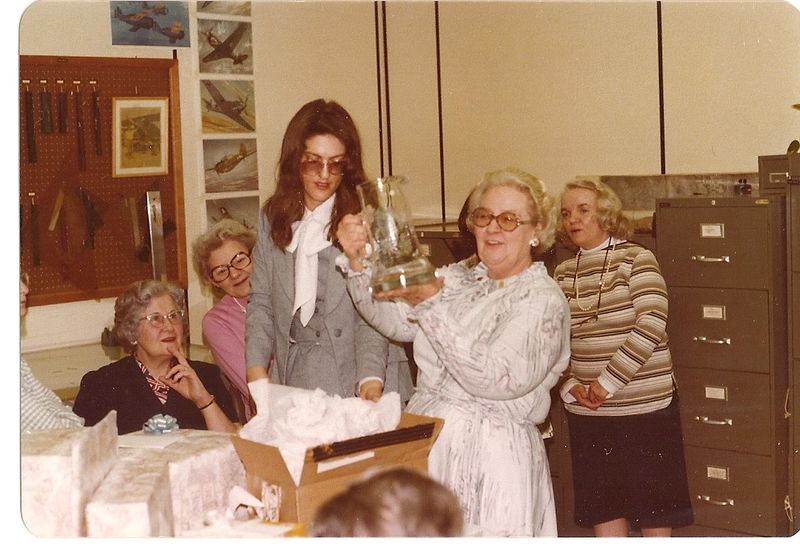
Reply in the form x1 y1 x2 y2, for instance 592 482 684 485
264 99 366 249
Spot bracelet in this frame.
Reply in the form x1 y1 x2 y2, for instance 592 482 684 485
198 395 215 411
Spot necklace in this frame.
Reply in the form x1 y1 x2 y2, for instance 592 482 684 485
573 238 616 312
232 296 247 313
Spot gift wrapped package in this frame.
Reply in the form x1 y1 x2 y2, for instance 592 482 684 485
85 429 246 536
21 411 118 536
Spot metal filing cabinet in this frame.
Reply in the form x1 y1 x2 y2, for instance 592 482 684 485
759 153 800 537
656 196 790 536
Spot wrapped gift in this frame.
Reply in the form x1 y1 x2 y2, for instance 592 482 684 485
86 430 246 536
21 411 118 536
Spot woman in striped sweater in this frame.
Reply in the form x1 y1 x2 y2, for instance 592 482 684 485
554 180 693 537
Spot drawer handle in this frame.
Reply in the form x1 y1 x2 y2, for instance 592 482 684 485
694 415 733 426
692 336 731 345
697 495 735 507
691 255 730 263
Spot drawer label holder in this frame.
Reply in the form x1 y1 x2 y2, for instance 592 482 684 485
700 223 725 238
705 465 730 481
701 305 726 320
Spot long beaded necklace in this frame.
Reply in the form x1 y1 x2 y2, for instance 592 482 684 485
573 237 616 312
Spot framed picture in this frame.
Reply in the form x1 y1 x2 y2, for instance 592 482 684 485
203 138 258 193
112 97 169 177
110 1 191 47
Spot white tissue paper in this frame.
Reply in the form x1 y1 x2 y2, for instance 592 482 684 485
241 382 401 486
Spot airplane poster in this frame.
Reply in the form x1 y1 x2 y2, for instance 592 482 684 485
200 79 256 133
110 2 191 47
197 19 253 75
197 1 251 17
206 196 260 233
203 138 259 193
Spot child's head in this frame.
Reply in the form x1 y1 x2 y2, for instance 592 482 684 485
311 467 463 537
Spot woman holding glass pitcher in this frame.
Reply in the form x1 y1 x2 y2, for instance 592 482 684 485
245 99 412 402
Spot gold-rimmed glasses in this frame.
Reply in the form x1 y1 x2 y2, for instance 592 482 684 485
299 156 347 176
469 208 531 232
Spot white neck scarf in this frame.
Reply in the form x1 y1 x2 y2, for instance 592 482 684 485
286 195 335 326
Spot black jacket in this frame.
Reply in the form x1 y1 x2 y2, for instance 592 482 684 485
73 355 239 435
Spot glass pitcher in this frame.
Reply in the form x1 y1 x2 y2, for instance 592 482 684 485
356 176 437 293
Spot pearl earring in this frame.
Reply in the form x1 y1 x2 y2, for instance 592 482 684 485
530 237 540 248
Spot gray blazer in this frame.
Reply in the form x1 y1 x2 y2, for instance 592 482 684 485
245 213 412 401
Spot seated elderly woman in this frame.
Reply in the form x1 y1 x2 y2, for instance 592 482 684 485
311 467 464 537
73 279 239 435
336 168 571 536
192 219 256 421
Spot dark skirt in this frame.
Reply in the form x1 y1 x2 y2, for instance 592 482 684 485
566 394 694 529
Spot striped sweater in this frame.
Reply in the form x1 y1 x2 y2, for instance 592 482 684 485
554 241 675 416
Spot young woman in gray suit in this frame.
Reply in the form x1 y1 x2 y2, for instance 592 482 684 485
245 99 412 402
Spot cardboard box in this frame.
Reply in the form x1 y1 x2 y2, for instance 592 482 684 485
21 411 118 536
232 411 443 524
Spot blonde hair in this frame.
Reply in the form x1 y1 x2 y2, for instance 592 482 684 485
191 219 256 291
465 167 557 256
557 180 633 247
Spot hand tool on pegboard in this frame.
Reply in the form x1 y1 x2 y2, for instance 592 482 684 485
27 192 40 266
90 80 101 156
78 187 103 249
39 79 53 134
57 79 67 134
22 79 36 163
73 80 86 171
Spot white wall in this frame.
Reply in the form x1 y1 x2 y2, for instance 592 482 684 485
17 0 800 354
662 1 800 171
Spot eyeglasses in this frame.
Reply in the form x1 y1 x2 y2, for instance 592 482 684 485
209 251 252 283
299 157 347 176
140 309 185 328
469 208 531 232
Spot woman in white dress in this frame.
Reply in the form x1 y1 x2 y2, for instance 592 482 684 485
336 168 571 536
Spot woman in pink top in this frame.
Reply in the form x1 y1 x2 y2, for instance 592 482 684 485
192 219 256 421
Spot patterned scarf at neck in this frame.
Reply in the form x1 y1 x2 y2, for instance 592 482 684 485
134 354 170 404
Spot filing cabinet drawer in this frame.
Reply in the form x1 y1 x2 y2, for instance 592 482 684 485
657 202 770 289
668 287 770 373
676 367 771 455
685 445 779 536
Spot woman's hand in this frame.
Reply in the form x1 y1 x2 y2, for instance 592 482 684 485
570 382 605 410
374 277 444 307
159 345 213 407
359 380 383 402
587 380 608 407
336 213 368 272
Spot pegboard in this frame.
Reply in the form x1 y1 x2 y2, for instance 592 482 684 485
20 55 187 307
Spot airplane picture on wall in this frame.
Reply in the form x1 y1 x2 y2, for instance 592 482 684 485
110 1 191 47
197 1 251 17
197 19 253 75
206 195 260 232
200 79 256 133
203 138 258 193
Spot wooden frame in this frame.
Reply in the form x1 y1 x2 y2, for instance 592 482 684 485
112 96 169 177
